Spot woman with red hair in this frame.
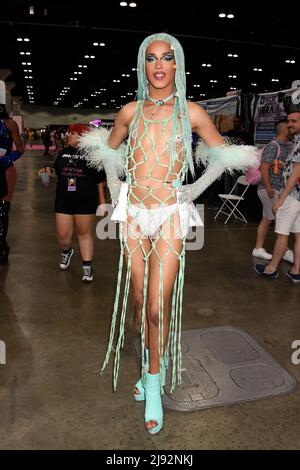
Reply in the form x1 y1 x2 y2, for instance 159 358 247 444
54 124 106 281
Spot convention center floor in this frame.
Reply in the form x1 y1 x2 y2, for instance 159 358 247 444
0 151 299 450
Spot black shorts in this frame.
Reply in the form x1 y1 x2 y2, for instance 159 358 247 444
55 198 98 215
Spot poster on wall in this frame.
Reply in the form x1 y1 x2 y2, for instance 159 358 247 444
251 86 296 145
197 95 240 134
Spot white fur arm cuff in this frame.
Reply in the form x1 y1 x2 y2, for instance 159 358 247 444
177 142 260 203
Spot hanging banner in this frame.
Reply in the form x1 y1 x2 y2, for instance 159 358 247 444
197 95 240 133
251 87 295 145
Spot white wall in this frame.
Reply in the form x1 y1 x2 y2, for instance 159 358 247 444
21 104 116 128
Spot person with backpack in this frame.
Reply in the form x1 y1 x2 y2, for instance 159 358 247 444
252 120 294 261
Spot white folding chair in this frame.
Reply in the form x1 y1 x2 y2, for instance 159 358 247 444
214 175 250 224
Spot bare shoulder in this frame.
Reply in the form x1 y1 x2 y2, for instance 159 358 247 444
187 101 209 125
5 118 19 132
116 101 138 126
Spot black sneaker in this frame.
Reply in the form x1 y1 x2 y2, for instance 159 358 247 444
82 264 93 282
286 271 300 283
254 263 279 279
59 248 74 270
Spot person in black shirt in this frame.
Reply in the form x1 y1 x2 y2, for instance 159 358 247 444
54 124 106 282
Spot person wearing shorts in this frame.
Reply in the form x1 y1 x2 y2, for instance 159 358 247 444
54 124 106 282
252 120 293 261
254 112 300 282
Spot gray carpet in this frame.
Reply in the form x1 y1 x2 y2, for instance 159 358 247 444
134 326 297 411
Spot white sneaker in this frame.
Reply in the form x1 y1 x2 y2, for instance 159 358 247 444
82 264 93 282
283 249 294 264
252 248 272 260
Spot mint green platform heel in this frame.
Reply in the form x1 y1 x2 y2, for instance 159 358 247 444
134 352 167 402
133 348 149 401
144 372 163 435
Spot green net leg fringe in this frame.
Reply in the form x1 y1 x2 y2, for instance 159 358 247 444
101 232 186 394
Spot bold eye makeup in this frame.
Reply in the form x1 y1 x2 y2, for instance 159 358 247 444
146 54 157 62
161 53 175 62
145 52 175 63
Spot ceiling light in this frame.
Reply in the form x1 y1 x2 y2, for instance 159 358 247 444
20 52 25 55
93 42 99 46
132 67 137 71
100 42 105 46
271 79 279 82
26 52 31 55
29 6 34 15
101 103 107 105
22 62 26 65
78 65 82 68
186 72 191 75
24 38 30 42
251 83 257 86
17 38 23 41
84 55 90 58
90 55 95 59
227 13 234 18
83 65 87 68
120 2 127 5
129 2 137 6
219 12 226 18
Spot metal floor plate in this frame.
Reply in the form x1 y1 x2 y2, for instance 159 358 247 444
134 326 297 411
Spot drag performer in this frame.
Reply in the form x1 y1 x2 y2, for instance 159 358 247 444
79 33 259 434
0 90 24 265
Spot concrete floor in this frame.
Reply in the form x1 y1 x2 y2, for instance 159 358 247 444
0 151 299 450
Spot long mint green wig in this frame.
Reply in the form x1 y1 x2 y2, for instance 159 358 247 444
136 32 195 178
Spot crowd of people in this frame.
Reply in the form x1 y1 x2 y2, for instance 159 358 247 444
1 32 300 436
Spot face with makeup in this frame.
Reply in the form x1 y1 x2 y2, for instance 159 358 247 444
145 40 176 94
